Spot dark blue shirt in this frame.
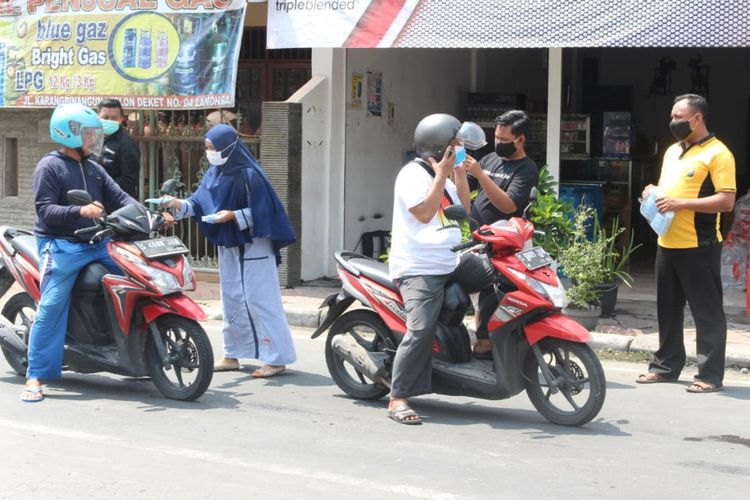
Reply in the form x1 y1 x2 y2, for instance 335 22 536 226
32 150 137 239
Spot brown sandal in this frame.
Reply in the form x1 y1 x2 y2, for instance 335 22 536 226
686 381 723 393
387 403 423 425
252 365 286 378
635 373 676 384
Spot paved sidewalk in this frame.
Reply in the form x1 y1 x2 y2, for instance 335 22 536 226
187 271 750 368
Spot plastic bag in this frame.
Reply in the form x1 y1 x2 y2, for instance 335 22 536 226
729 189 750 248
639 188 674 236
720 236 747 290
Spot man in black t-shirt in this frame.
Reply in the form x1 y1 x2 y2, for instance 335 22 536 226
466 110 539 226
465 110 539 358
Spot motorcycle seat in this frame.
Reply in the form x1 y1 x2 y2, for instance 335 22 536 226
11 235 39 267
335 252 395 290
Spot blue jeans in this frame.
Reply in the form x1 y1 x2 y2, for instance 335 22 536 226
26 238 121 380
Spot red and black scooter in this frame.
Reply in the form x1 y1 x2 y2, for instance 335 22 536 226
0 183 213 401
312 190 606 426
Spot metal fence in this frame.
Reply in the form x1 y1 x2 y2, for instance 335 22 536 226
130 110 261 271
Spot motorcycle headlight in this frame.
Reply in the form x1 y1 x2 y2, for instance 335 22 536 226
114 246 182 294
507 268 568 309
182 258 195 291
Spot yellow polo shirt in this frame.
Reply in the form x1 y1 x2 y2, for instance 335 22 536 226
657 135 736 249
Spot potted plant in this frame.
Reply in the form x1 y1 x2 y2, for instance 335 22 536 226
594 216 642 317
556 206 608 330
530 166 575 260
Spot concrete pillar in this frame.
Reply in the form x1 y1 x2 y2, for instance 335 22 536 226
260 101 302 287
546 47 563 189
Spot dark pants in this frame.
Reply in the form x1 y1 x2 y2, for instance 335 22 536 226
390 253 496 399
649 244 726 386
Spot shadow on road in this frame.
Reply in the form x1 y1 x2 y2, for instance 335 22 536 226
348 397 631 437
0 371 243 411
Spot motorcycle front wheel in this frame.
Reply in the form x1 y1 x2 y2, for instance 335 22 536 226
325 310 391 400
523 338 606 426
146 315 214 401
1 292 34 376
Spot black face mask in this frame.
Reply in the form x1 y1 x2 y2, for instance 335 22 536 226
669 118 693 141
495 140 517 158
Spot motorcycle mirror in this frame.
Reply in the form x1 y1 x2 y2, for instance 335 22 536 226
443 204 469 221
159 178 180 195
67 189 93 206
522 187 540 220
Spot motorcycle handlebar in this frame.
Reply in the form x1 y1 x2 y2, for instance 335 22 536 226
74 225 101 237
451 240 479 253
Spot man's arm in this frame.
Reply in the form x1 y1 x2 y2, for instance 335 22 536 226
465 155 517 214
33 164 82 224
655 192 735 214
409 148 456 224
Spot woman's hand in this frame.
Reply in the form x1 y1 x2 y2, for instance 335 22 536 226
156 195 183 210
212 210 236 224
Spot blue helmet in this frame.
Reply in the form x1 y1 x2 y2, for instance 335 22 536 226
49 104 104 155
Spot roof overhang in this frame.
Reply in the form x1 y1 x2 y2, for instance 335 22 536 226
267 0 750 49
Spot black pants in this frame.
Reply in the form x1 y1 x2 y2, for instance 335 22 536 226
650 244 726 386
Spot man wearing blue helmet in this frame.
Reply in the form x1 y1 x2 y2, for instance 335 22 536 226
21 103 137 403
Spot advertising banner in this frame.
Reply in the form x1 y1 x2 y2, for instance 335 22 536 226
268 0 750 49
0 0 247 108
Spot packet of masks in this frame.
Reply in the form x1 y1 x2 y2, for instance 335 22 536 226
454 146 466 167
639 188 674 236
201 214 219 224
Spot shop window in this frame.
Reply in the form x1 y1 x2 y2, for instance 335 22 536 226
233 28 311 136
3 137 18 197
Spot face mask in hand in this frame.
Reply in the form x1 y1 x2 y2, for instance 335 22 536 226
495 140 517 158
669 117 694 141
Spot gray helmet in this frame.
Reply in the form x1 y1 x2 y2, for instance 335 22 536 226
414 113 461 160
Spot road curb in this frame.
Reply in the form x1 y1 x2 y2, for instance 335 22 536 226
205 304 750 368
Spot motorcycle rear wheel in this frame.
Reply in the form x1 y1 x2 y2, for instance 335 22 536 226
523 338 606 426
325 310 391 400
1 293 34 376
146 315 214 401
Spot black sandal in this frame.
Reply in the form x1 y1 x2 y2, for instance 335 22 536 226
387 403 423 425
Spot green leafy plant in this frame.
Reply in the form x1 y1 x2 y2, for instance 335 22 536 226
596 216 642 287
557 206 608 309
530 166 575 259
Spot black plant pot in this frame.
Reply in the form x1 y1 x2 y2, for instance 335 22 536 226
595 282 620 318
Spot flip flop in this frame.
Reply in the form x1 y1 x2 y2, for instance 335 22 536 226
252 365 286 378
635 373 676 384
214 359 240 372
387 403 423 425
686 381 723 393
20 385 44 403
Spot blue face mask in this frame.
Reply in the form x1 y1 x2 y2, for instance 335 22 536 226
101 119 120 136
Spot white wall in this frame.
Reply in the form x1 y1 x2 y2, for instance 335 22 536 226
343 48 473 252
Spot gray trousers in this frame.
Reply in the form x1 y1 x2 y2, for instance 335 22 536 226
390 253 496 399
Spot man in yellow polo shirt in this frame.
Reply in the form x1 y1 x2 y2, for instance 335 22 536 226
637 94 736 393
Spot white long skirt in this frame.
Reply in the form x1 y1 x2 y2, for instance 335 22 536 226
218 237 296 365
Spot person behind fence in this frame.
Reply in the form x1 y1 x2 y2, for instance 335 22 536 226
636 94 736 393
161 124 297 378
93 98 141 198
21 104 138 403
386 113 497 425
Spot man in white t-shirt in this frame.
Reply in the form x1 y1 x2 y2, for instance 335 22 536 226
387 114 497 425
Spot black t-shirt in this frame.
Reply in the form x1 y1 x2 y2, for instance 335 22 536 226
469 154 539 225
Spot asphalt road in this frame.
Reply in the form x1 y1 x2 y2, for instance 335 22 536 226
1 321 749 499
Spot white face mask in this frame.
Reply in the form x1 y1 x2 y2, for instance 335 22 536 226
206 150 227 165
205 139 237 166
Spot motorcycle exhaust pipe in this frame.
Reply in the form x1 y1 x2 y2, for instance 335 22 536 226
331 335 390 388
0 317 26 357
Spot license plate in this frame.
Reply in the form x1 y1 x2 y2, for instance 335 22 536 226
134 237 189 259
515 247 553 270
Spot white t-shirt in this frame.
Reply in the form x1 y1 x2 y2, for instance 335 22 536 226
389 161 462 279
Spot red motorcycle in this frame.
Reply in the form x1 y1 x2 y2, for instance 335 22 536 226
0 185 213 401
312 193 606 426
